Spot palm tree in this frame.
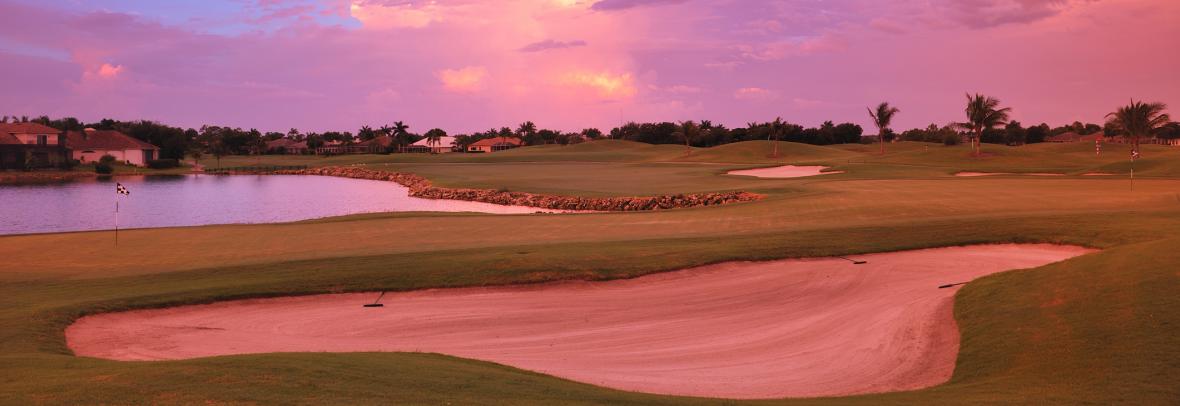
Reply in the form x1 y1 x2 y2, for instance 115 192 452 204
392 121 410 152
1105 100 1170 157
956 93 1011 156
867 102 900 155
673 120 701 155
768 117 786 158
423 128 446 153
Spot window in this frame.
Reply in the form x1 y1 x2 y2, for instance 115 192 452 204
36 135 48 145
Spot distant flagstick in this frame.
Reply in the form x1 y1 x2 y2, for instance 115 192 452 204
1130 148 1139 192
115 183 129 246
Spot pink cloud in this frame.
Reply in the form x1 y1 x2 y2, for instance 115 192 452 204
437 67 488 93
0 0 1175 136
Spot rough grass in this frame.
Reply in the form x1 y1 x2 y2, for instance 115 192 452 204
2 140 1179 404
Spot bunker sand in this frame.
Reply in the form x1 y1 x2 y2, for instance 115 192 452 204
67 244 1091 399
727 165 843 178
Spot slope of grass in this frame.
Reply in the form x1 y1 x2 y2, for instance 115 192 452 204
2 140 1180 404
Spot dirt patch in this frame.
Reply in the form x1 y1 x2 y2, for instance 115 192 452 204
67 244 1092 399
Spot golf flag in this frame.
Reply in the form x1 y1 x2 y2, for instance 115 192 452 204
1132 149 1140 161
116 183 130 196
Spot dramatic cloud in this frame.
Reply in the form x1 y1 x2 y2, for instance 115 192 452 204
519 39 588 52
0 0 1176 134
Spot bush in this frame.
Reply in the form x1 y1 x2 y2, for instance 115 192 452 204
943 134 962 146
146 159 179 169
95 154 116 174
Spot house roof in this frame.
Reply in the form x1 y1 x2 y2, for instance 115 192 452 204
65 130 159 151
356 136 392 147
0 122 61 135
471 137 522 147
411 136 456 147
267 138 308 149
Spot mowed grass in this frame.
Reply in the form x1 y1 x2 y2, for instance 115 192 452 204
1 140 1179 404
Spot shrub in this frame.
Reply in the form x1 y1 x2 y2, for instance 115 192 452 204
943 134 962 146
95 154 116 174
146 159 179 169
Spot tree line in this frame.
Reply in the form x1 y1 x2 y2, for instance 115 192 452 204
4 95 1176 162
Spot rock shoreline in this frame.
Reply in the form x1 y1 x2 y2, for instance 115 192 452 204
274 166 762 211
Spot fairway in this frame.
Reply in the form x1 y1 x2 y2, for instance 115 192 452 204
2 141 1179 404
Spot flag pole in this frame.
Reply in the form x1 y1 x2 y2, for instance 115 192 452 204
115 198 119 247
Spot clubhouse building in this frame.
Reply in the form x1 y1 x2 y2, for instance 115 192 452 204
66 129 160 166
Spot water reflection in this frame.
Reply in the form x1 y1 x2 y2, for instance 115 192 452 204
0 175 554 235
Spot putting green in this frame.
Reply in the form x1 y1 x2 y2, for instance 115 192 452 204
1 140 1178 404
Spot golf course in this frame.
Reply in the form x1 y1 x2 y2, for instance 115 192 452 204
2 139 1179 404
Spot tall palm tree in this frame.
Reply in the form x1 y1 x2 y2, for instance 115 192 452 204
768 117 786 158
1105 100 1170 157
392 121 410 152
423 128 446 153
673 120 700 155
956 93 1011 156
867 102 900 155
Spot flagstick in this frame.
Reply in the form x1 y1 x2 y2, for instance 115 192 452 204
114 198 119 247
1130 151 1135 192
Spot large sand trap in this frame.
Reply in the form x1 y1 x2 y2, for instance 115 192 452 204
955 172 1064 177
67 244 1091 399
728 165 843 178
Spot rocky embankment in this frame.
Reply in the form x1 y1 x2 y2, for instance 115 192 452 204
274 166 762 211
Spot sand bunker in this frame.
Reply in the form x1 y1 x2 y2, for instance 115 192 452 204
727 165 843 178
67 244 1090 399
955 172 1064 177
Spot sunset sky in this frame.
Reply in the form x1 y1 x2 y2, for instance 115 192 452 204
1 0 1177 133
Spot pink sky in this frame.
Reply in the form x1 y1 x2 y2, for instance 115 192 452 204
0 0 1177 133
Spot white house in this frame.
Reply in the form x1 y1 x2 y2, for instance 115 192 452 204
66 129 161 166
408 136 457 153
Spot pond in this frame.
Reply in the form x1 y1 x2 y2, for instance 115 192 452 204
0 175 552 235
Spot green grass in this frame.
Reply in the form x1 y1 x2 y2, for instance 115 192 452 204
2 140 1179 404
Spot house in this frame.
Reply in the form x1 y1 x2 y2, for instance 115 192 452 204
406 136 457 153
65 129 160 166
266 138 309 155
355 136 393 153
468 137 522 153
314 140 372 155
0 122 71 170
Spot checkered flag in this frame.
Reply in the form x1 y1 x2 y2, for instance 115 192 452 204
1132 149 1140 161
116 183 130 196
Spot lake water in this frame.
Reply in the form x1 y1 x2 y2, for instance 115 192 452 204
0 175 553 235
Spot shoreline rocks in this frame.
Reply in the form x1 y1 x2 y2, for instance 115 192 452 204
274 166 762 211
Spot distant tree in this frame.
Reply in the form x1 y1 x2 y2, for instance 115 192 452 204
581 128 603 140
673 120 701 155
1105 100 1171 157
956 93 1012 156
1004 121 1027 145
357 125 377 141
867 102 900 154
424 128 447 153
1026 123 1050 144
392 121 411 152
516 121 539 145
188 148 203 169
768 117 786 158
